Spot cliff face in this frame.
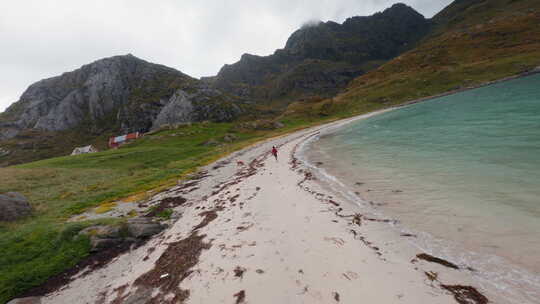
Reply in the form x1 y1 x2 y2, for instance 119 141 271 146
0 54 241 141
210 3 431 103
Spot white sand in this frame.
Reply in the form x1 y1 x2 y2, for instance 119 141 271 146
42 111 486 304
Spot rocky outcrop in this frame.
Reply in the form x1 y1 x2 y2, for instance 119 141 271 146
78 218 164 252
151 86 241 130
126 218 164 238
0 54 241 140
285 3 429 62
211 3 431 102
0 192 32 221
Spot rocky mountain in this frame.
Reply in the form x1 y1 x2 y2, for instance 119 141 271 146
0 54 241 141
306 0 540 119
208 3 431 103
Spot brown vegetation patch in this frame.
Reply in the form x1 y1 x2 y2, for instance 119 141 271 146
363 217 395 224
401 233 417 237
229 194 240 203
348 229 382 257
333 291 340 302
297 171 315 187
146 196 187 217
236 223 254 232
133 232 211 304
211 156 265 197
425 271 438 282
328 199 340 207
441 285 488 304
336 212 362 226
233 266 247 279
21 240 143 299
233 290 246 304
190 170 210 181
143 246 157 261
178 180 199 189
193 209 220 231
416 253 459 270
110 284 129 304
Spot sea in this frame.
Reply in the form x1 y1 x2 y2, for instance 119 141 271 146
300 73 540 303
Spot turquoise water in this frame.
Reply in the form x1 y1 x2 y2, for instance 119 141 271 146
305 74 540 303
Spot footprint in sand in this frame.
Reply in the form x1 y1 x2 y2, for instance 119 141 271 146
324 237 345 247
342 271 359 281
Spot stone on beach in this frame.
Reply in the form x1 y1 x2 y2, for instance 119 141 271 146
126 218 164 238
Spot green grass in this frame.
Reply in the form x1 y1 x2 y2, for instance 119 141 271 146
0 223 91 302
156 208 173 220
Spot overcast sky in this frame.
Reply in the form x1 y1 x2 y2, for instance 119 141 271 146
0 0 453 111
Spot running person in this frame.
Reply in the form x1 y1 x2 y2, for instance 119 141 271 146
271 146 278 161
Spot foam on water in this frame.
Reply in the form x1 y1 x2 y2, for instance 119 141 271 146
299 74 540 303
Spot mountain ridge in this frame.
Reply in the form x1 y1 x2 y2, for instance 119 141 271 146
208 3 431 103
0 54 241 141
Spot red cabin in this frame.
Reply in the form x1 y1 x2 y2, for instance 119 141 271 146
108 132 140 148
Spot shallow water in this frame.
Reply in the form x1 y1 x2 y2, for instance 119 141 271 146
303 74 540 303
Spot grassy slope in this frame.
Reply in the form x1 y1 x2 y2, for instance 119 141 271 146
0 128 115 167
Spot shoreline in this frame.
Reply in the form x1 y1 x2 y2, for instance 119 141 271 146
31 111 494 304
396 66 540 108
14 71 540 303
298 126 540 304
296 77 540 304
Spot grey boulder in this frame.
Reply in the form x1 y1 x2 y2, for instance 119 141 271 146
89 238 125 252
0 192 32 221
127 218 164 238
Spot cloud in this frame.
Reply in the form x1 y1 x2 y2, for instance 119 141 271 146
0 0 452 111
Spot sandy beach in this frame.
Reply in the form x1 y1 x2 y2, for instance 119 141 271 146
39 111 489 304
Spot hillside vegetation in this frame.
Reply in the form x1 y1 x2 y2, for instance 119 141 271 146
290 0 540 118
209 3 431 103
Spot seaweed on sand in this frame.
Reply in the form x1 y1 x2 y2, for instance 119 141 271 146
441 285 488 304
416 253 459 269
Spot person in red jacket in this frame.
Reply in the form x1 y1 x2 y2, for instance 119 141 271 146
271 146 278 161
